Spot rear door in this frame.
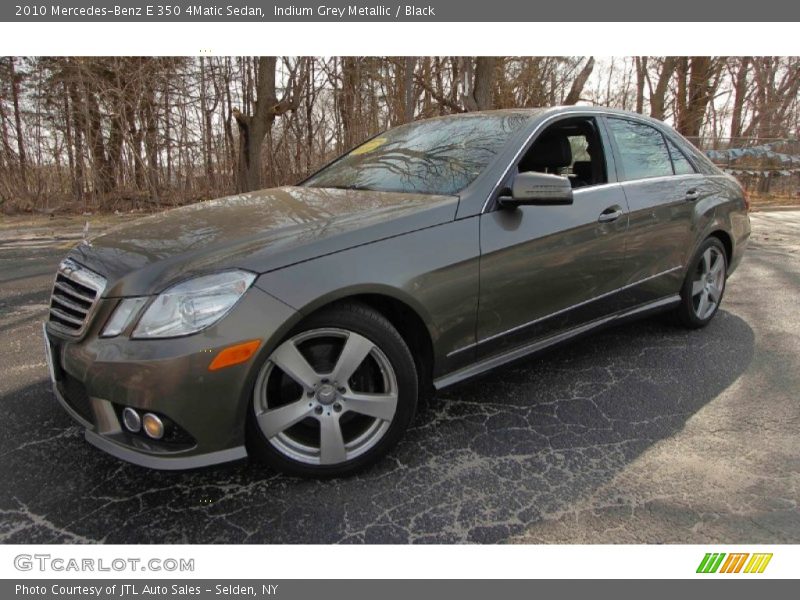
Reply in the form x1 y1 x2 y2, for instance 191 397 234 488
475 116 630 359
604 116 697 306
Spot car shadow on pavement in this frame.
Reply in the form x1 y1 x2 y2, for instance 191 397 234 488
0 311 754 544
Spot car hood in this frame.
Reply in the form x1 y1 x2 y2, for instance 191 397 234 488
69 186 458 297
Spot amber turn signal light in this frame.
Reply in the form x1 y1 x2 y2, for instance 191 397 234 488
208 340 261 371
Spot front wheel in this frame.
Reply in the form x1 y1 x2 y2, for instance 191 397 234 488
673 237 728 329
246 303 418 477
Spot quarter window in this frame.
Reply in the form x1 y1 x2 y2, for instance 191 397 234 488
607 118 673 181
665 137 697 175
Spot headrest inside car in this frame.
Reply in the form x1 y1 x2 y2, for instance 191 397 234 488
519 134 572 172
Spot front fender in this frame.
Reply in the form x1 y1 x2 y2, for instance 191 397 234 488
253 218 481 377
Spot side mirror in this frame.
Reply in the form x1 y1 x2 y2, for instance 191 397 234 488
499 172 574 208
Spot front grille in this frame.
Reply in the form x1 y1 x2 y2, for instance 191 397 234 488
48 258 106 335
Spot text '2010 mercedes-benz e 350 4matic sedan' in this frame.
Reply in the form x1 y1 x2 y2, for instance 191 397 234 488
43 106 750 476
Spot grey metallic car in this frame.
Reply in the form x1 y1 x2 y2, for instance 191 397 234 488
43 106 750 476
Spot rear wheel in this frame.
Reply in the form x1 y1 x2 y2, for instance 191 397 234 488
247 303 418 477
673 237 728 329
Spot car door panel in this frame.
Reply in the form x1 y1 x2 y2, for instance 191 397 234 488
604 116 698 307
476 183 629 358
620 176 696 279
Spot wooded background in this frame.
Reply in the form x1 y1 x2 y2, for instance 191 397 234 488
1 56 798 214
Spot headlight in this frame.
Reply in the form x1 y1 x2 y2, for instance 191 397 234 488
101 297 148 337
132 270 256 338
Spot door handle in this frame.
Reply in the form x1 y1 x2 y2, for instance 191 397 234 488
685 188 700 201
598 206 623 223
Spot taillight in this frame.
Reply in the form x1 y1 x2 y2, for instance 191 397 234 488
742 189 751 212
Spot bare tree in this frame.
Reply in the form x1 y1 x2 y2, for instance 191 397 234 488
649 57 677 120
564 57 594 105
232 57 306 192
1 55 798 214
462 57 496 111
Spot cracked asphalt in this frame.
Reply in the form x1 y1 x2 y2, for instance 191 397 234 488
1 211 798 544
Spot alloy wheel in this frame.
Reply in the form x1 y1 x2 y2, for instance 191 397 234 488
253 328 399 466
691 246 726 320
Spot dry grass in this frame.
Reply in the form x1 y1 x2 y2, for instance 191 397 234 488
748 193 800 211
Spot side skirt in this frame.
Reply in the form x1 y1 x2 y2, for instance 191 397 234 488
433 294 680 390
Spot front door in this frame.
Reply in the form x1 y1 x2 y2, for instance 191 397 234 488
476 116 630 359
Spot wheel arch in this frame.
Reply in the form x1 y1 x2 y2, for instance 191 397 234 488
301 291 436 396
707 229 733 266
689 206 734 272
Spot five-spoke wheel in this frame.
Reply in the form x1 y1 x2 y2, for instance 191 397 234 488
691 245 726 320
247 303 417 476
674 236 728 328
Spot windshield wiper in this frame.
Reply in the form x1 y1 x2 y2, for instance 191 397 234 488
320 184 376 192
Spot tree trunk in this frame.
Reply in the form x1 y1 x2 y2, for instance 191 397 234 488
142 89 160 205
729 57 750 140
676 57 722 139
305 57 314 173
675 57 689 132
9 57 27 189
233 57 306 192
403 57 416 122
339 57 360 149
473 57 495 110
462 57 496 111
635 56 647 114
67 79 86 206
649 57 676 120
564 57 594 105
61 83 80 200
77 67 114 198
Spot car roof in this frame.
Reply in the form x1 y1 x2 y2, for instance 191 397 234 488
417 105 670 127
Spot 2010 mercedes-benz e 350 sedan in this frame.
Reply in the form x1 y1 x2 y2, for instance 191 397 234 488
44 106 750 476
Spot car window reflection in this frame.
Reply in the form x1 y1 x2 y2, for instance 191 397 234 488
304 115 530 195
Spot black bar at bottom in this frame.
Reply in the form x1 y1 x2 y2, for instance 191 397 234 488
1 580 795 600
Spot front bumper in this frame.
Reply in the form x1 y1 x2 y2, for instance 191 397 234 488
44 285 298 470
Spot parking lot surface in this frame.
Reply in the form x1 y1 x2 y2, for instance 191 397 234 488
1 211 798 543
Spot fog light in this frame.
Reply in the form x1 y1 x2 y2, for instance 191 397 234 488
142 413 164 440
121 407 141 432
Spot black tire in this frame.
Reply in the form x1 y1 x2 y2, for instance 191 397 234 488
247 302 418 477
673 236 728 329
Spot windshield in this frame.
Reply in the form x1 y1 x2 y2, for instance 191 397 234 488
303 114 529 196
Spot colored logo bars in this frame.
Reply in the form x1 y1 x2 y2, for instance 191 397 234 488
696 553 773 574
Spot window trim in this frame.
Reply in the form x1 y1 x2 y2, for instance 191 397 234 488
664 134 698 175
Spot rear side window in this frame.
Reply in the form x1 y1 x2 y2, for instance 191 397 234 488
665 137 696 175
671 135 722 176
607 118 673 181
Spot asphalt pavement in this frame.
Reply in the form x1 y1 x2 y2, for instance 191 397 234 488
0 211 798 543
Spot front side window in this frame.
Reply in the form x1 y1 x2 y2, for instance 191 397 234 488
517 117 607 189
607 118 673 181
304 115 529 196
